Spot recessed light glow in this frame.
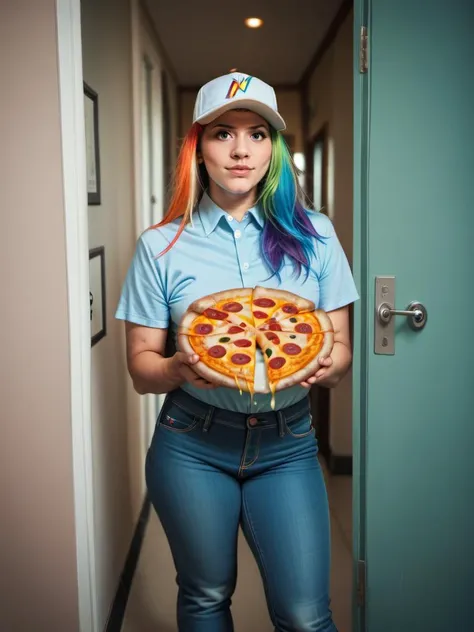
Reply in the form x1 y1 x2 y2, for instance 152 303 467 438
245 17 263 29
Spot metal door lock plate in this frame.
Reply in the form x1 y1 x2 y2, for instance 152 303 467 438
375 277 395 354
375 277 428 354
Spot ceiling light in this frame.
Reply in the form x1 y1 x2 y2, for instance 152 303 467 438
245 17 263 29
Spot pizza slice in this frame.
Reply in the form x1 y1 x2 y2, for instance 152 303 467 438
178 328 257 393
189 288 255 328
256 327 334 395
259 310 334 335
251 286 315 329
178 311 249 338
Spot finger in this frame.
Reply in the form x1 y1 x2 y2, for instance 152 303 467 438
175 351 200 366
183 353 200 365
300 381 311 388
318 356 333 367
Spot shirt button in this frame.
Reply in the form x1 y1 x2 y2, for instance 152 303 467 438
227 215 233 222
243 262 249 270
234 230 241 239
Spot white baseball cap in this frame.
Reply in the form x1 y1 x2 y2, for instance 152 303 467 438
193 72 286 131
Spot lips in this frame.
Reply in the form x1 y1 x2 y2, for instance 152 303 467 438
226 166 253 175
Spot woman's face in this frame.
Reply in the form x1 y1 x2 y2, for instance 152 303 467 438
199 109 272 199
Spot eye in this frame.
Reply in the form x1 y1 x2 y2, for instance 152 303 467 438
216 130 232 140
251 131 267 141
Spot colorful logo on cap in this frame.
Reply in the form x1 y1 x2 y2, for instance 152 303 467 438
226 76 253 99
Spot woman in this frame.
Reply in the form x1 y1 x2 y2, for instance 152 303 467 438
116 72 358 632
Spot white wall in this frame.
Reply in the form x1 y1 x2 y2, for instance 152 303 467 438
307 11 354 457
0 1 79 629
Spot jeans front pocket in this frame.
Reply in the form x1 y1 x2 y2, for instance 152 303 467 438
285 414 315 439
159 401 202 434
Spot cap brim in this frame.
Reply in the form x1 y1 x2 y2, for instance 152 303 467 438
195 98 286 132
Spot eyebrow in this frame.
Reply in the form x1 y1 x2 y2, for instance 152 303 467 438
210 123 269 131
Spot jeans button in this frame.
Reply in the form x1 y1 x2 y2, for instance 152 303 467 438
248 416 258 427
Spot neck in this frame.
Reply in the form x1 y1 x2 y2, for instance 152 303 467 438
208 183 257 221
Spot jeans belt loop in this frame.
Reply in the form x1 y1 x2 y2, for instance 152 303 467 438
202 405 215 432
277 410 286 438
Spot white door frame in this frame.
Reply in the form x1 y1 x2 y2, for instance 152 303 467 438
56 1 97 631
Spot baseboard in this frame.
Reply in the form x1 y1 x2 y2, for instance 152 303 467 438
327 452 353 476
105 495 151 632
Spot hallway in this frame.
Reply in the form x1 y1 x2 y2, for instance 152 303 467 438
122 458 353 632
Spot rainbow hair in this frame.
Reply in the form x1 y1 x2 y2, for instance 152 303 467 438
152 123 325 278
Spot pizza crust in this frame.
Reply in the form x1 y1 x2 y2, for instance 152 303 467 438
313 309 334 332
210 288 253 303
189 296 216 313
178 310 200 334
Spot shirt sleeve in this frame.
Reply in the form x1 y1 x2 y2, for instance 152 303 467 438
115 232 170 328
313 214 360 312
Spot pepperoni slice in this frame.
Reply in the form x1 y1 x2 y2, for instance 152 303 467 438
282 303 299 314
208 345 226 358
269 357 286 370
269 323 282 331
234 339 252 348
194 323 213 335
204 308 229 320
265 332 280 344
282 343 302 356
231 353 251 365
295 323 313 334
253 298 276 308
253 310 269 320
228 325 244 334
222 301 243 313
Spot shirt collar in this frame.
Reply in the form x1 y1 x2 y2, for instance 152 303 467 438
197 191 264 236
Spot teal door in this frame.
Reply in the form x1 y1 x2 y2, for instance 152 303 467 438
353 1 474 631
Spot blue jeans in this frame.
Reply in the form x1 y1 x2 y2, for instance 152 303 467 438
145 389 337 632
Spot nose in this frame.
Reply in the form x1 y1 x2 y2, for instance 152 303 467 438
231 134 250 159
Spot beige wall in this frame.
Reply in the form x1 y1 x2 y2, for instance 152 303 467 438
81 0 180 627
0 1 79 630
81 0 141 627
179 88 303 153
307 11 354 456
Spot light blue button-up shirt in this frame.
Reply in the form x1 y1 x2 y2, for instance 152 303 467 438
115 192 359 413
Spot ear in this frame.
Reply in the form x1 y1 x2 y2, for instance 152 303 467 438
197 152 204 164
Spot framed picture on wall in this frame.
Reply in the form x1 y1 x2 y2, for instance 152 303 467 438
89 246 106 346
84 82 101 205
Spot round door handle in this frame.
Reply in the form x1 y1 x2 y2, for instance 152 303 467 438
378 301 427 330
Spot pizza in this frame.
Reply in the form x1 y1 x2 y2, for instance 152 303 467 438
178 287 334 405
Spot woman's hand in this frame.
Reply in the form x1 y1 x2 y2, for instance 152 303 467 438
171 352 218 390
299 306 353 389
300 355 339 389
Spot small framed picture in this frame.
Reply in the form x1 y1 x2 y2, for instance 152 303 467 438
89 246 106 346
84 82 101 205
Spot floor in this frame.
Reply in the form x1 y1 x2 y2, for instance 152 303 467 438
122 456 353 632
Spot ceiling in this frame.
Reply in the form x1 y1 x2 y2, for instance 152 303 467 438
144 0 346 87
